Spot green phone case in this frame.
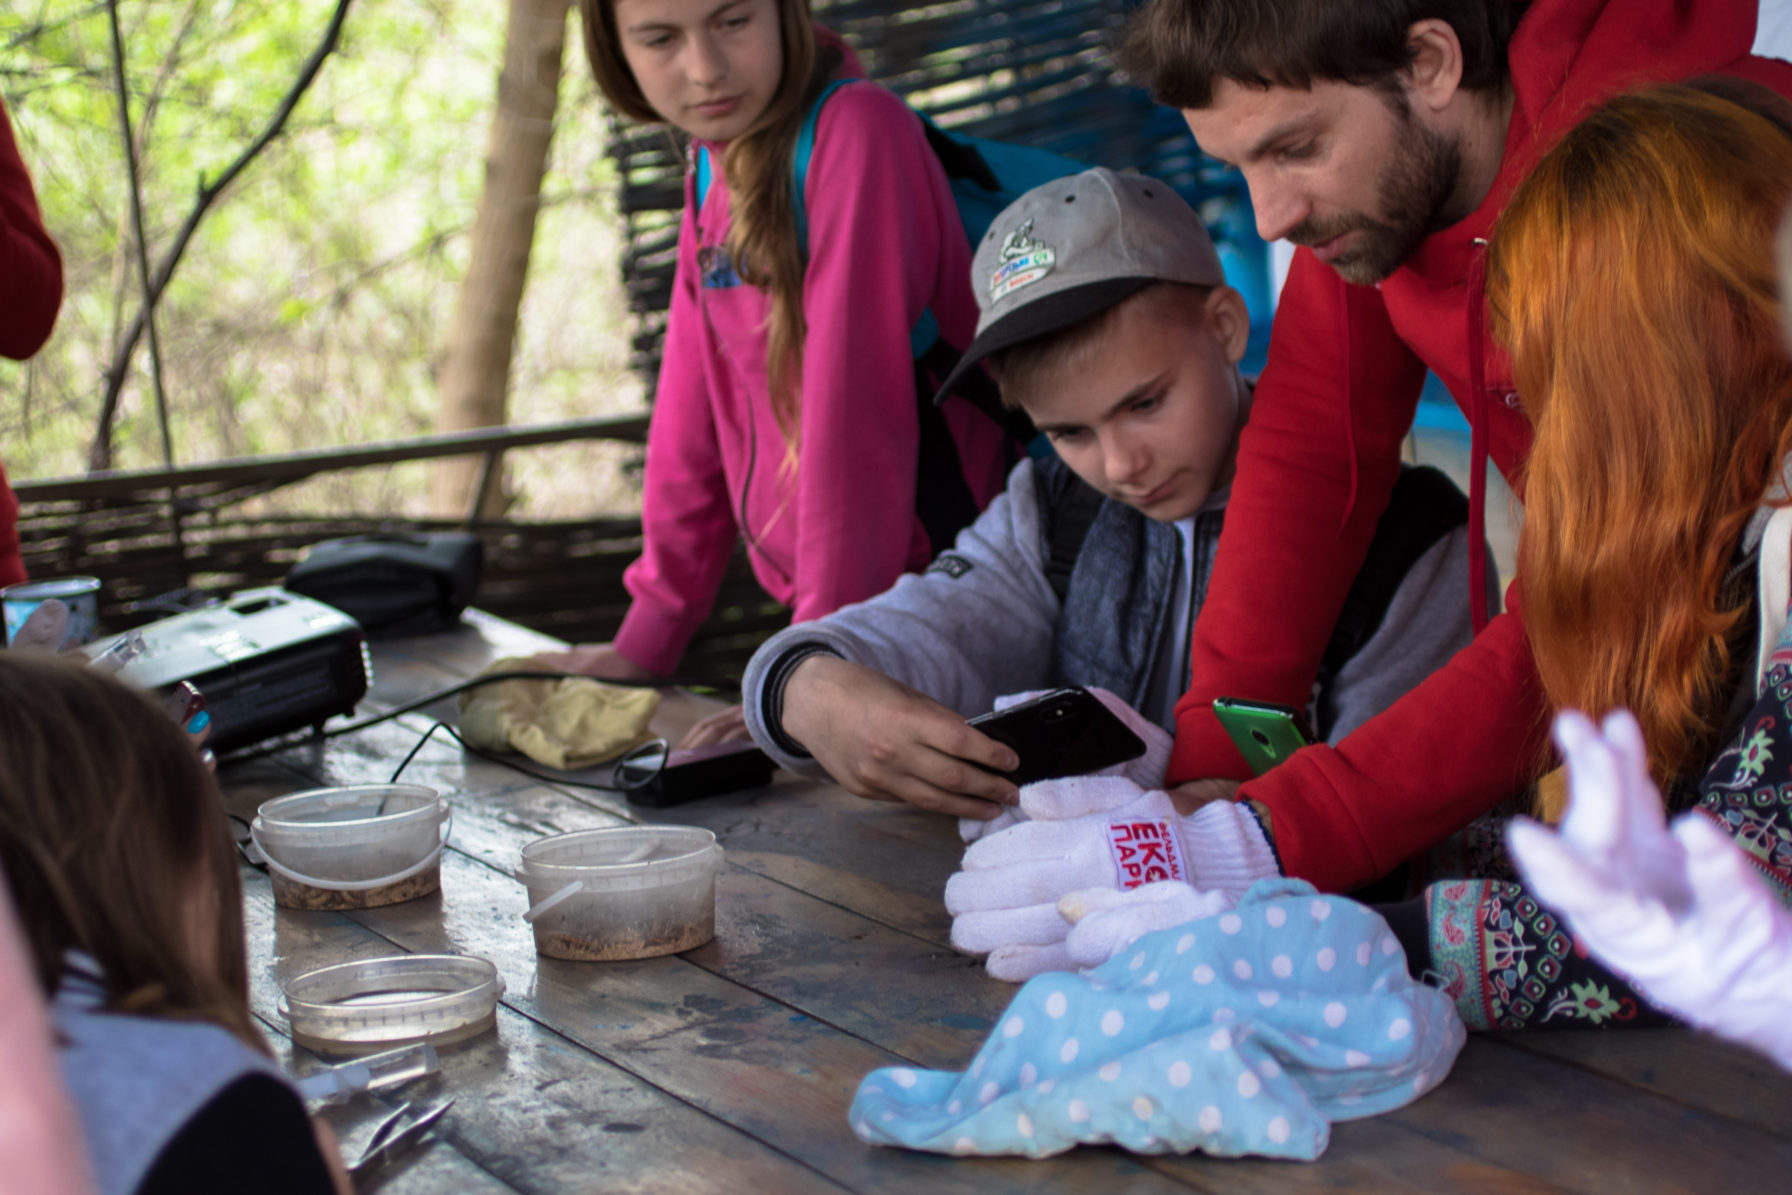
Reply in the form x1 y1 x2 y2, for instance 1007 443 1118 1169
1212 698 1313 776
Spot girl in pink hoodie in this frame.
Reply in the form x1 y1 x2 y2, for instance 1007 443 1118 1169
548 0 1008 699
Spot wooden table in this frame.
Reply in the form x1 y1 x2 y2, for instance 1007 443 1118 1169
222 612 1792 1194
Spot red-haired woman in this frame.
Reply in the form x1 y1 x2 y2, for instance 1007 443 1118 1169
1384 82 1792 1032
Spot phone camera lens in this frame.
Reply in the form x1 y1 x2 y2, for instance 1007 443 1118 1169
1251 729 1270 746
1045 706 1070 721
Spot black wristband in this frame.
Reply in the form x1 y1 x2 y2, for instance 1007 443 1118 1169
761 643 843 759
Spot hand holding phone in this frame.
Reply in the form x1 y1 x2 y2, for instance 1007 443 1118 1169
1212 698 1312 777
779 655 1022 818
968 688 1148 787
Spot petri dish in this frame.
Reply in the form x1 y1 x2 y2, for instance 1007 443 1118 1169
279 954 503 1056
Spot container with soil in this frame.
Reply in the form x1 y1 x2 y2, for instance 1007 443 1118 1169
518 826 722 961
253 785 451 910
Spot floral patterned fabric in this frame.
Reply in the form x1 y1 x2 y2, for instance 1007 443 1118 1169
1424 878 1672 1030
1417 553 1792 1032
1693 644 1792 904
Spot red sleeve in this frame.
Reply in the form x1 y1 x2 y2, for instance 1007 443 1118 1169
1170 251 1425 782
788 85 957 622
1172 250 1552 891
1250 587 1550 892
0 98 62 361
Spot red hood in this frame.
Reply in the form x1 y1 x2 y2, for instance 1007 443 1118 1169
1362 0 1791 633
1403 0 1778 296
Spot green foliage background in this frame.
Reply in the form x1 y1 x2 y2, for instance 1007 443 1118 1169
0 0 645 517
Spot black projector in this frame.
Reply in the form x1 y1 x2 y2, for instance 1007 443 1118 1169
90 588 370 754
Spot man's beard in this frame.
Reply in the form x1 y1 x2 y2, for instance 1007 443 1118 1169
1289 102 1462 285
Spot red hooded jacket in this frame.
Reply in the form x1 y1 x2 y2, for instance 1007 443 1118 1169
1169 0 1792 891
0 97 63 587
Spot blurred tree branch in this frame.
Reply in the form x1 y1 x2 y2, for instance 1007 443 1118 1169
89 0 356 471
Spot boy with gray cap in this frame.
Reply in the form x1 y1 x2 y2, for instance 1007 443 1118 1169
741 168 1478 836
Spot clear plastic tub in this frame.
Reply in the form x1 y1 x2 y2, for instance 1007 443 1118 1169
252 785 451 911
518 826 722 961
279 954 502 1056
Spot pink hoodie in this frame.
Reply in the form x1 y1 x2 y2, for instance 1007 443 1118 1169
613 58 1008 674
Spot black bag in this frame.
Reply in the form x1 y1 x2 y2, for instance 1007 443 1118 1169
285 532 482 635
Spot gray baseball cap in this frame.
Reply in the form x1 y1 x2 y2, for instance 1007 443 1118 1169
935 167 1226 403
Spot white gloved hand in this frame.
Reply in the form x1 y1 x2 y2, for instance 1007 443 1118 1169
957 687 1172 843
946 776 1278 982
1508 709 1792 1069
1060 880 1236 970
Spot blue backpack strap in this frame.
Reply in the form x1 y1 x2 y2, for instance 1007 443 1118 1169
791 77 859 255
695 145 712 215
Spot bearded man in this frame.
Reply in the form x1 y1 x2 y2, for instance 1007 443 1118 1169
1105 0 1792 894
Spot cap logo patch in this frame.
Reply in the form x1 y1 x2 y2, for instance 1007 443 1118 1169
989 218 1056 302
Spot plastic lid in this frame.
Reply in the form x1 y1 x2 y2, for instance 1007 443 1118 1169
517 826 720 891
258 785 442 832
278 954 502 1054
1 577 99 599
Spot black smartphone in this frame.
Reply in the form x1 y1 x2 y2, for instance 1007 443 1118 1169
1212 697 1313 776
967 687 1147 787
613 738 776 807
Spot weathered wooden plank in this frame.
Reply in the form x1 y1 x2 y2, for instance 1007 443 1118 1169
303 1076 520 1195
1150 1112 1569 1195
322 850 1198 1195
655 774 963 944
241 871 849 1195
1492 1029 1792 1142
275 740 1536 1193
1375 1034 1792 1193
457 804 1572 1192
227 622 1792 1194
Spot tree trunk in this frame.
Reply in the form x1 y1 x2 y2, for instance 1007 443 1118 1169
432 0 571 518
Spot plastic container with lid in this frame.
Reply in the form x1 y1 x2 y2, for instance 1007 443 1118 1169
517 826 722 961
252 785 451 911
279 954 503 1056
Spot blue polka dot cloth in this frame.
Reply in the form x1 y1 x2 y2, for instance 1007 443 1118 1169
851 879 1465 1160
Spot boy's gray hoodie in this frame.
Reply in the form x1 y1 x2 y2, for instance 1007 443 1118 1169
744 453 1484 777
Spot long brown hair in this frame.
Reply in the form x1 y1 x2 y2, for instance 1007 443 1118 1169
581 0 842 444
1489 85 1792 817
0 653 262 1051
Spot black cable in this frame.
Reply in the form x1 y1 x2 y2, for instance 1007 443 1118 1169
385 718 635 795
218 669 733 765
225 714 635 874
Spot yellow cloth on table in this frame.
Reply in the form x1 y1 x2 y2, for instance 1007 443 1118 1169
458 657 660 771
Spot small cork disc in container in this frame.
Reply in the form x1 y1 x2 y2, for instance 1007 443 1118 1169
279 954 502 1056
518 826 722 961
252 785 451 911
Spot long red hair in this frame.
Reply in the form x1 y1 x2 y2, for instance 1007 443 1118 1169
1490 85 1792 818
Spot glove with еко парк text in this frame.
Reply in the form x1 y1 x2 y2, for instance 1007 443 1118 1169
946 776 1280 981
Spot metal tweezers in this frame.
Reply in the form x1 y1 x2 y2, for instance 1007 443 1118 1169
349 1098 455 1192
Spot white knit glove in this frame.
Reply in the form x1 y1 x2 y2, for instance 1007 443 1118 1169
946 776 1278 982
958 688 1173 844
1059 880 1237 969
1509 710 1792 1070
